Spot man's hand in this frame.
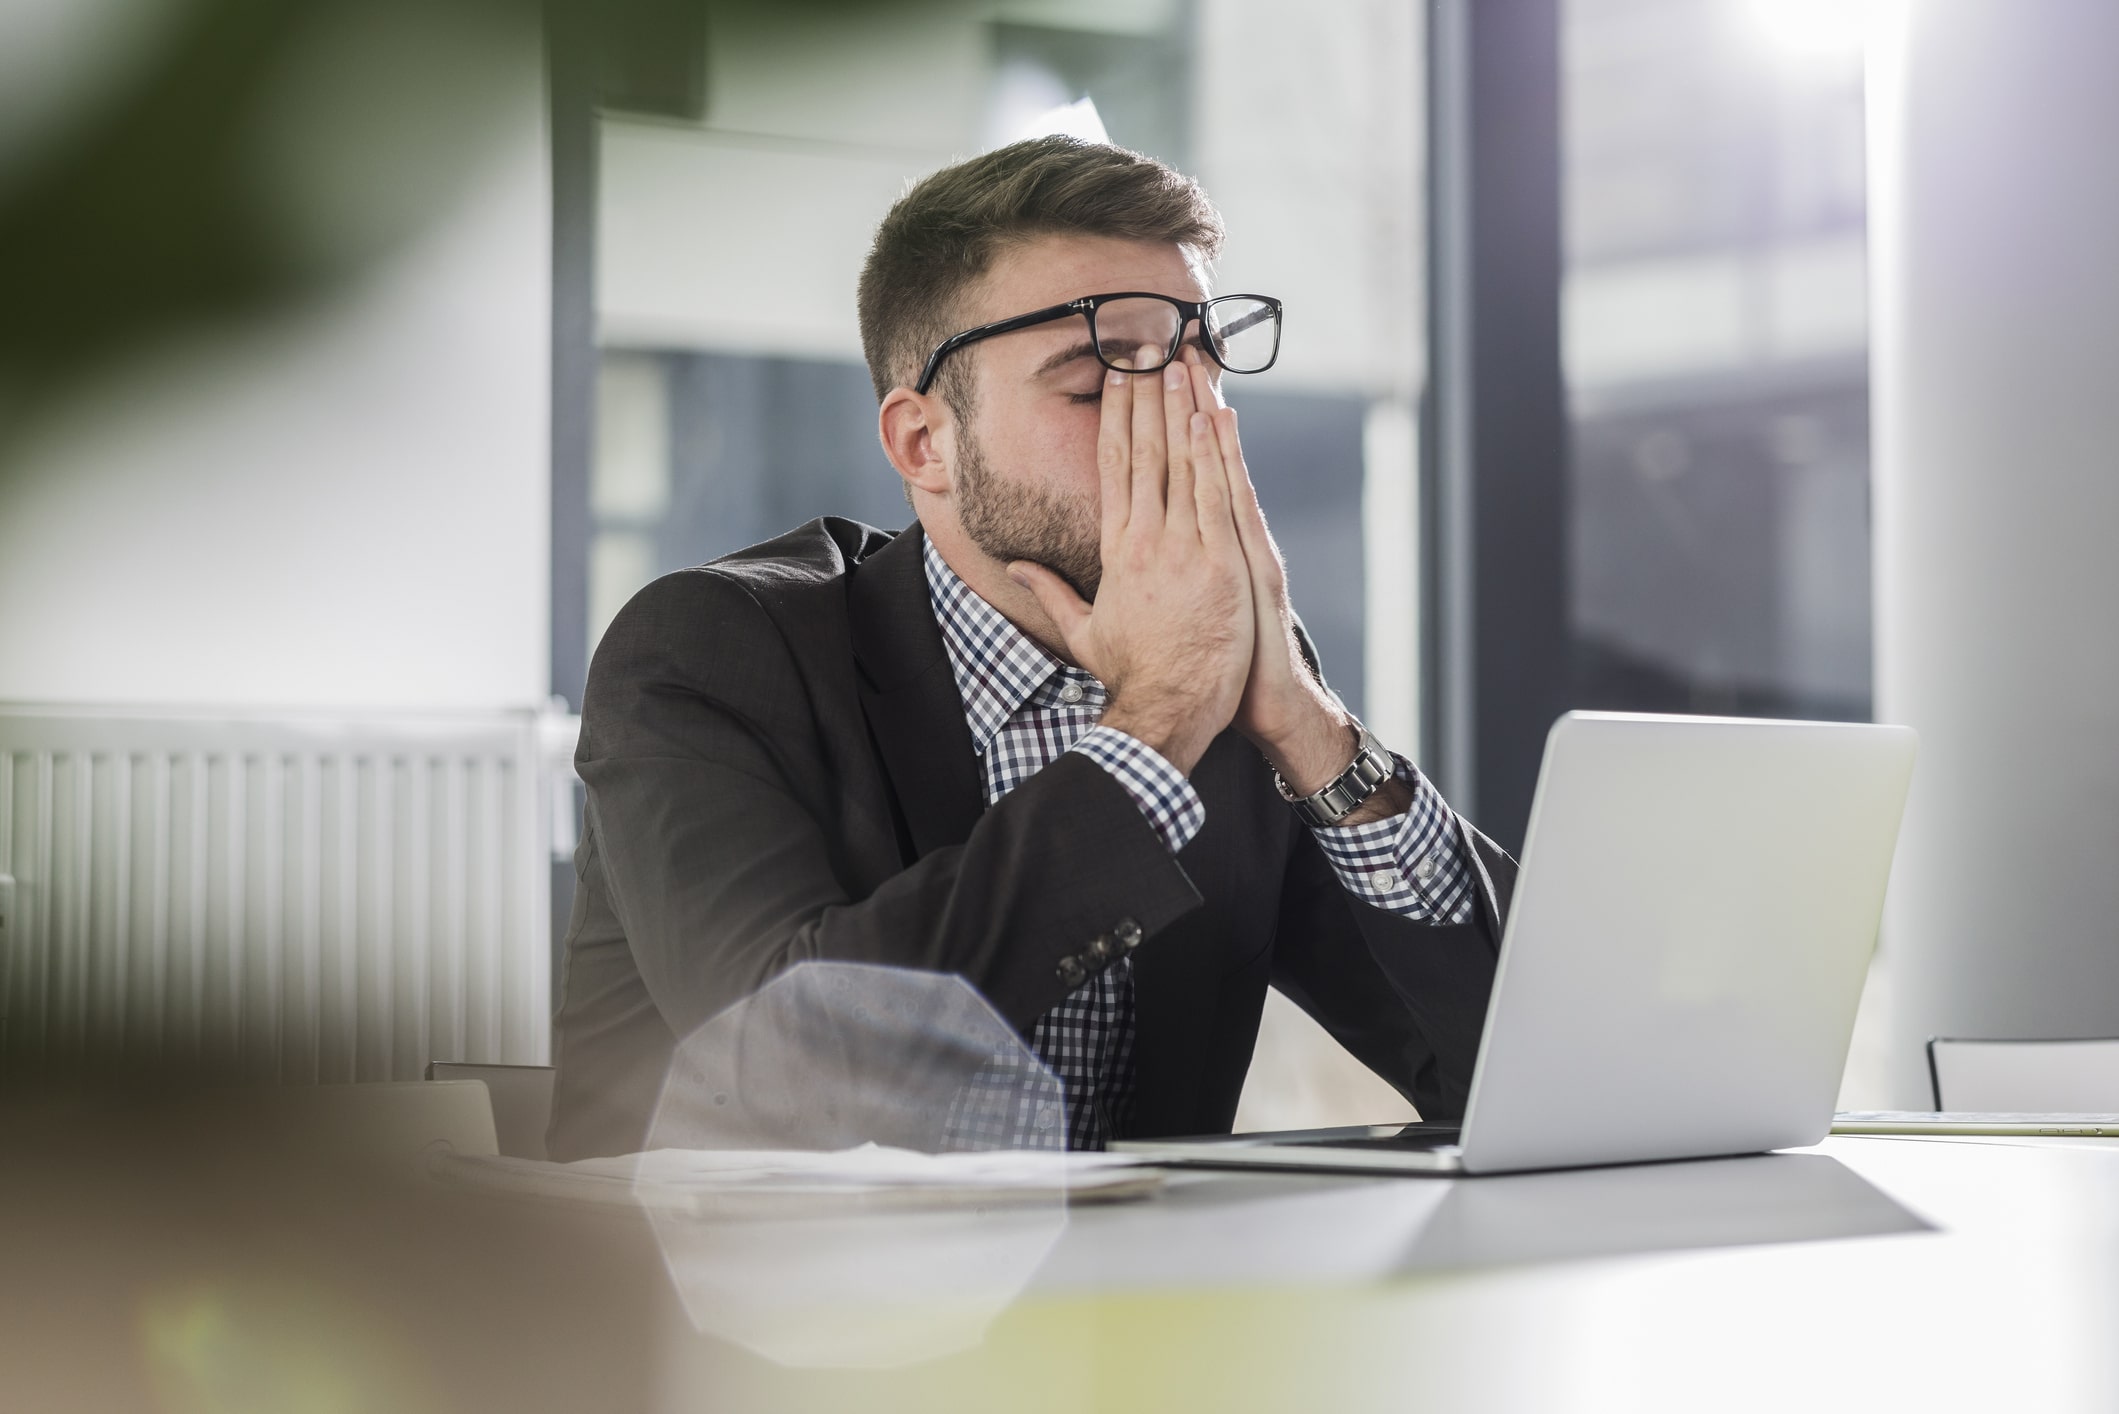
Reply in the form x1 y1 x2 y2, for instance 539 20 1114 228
1183 351 1413 824
1008 347 1255 776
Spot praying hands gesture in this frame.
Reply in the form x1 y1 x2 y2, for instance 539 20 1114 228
1008 345 1411 825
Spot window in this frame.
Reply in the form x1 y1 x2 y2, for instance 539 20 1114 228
1563 0 1871 721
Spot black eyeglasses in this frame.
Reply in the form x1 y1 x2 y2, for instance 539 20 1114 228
912 291 1283 395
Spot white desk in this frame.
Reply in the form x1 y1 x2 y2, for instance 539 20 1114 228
7 1110 2113 1413
666 1135 2119 1414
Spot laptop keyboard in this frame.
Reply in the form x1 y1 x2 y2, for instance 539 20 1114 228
1283 1122 1464 1151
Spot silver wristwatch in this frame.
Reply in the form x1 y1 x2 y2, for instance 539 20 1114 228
1272 723 1395 827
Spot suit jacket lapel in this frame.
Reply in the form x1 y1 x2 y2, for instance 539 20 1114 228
847 523 986 858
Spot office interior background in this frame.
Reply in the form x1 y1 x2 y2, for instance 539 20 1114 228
0 0 2113 1121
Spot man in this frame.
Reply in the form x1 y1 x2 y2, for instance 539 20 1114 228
547 136 1516 1160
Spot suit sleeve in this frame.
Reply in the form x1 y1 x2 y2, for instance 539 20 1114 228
576 568 1207 1043
1267 820 1515 1122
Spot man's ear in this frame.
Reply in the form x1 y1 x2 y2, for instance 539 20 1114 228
878 388 953 500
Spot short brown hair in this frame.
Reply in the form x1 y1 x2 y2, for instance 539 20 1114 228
856 136 1225 410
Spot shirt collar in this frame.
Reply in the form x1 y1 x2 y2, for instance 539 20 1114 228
922 536 1089 755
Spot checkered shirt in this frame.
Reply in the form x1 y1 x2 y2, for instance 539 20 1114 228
922 538 1473 1150
1309 757 1478 925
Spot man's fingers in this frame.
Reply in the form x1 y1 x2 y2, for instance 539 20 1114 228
1187 408 1238 548
1161 357 1201 534
1128 343 1169 530
1187 345 1226 413
1097 364 1132 548
1213 404 1287 593
1008 560 1096 657
1183 350 1237 542
1215 406 1266 536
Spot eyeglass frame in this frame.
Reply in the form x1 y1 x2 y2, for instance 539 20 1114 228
911 291 1284 396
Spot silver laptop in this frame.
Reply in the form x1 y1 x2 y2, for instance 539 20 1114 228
1115 712 1919 1176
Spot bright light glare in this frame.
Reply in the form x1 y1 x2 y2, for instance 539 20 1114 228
1747 0 1903 61
984 63 1112 152
1017 96 1110 147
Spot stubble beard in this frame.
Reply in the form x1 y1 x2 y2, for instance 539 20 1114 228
955 421 1103 602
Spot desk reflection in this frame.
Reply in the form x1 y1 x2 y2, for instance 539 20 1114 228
1035 1152 1927 1292
1392 1152 1929 1271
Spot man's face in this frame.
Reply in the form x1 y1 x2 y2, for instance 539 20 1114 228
947 233 1212 600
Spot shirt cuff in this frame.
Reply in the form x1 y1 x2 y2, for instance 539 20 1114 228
1308 755 1477 924
1068 725 1206 855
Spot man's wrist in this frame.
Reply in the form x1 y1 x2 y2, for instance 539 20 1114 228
1261 698 1413 828
1253 690 1360 797
1098 699 1215 777
1069 726 1207 855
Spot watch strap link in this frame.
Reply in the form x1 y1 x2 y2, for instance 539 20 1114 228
1273 724 1394 827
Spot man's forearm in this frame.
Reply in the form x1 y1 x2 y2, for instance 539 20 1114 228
587 748 1203 1038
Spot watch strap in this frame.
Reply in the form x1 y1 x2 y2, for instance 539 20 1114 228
1273 724 1394 827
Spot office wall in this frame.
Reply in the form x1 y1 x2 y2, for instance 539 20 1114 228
1870 0 2119 1103
0 33 550 714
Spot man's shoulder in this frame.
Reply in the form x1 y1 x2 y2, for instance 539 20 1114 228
615 516 904 625
583 517 912 740
702 516 904 594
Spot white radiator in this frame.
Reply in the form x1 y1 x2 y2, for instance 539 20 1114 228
0 706 574 1083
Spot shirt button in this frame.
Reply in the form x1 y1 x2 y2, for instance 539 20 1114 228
1059 680 1085 705
1373 869 1404 891
1413 853 1439 885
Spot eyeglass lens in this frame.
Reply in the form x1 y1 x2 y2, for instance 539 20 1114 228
1087 297 1278 374
1206 298 1279 373
1090 298 1182 371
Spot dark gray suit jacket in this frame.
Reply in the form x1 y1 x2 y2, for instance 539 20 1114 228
547 517 1516 1160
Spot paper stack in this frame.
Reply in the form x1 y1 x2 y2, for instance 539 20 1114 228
429 1142 1162 1215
